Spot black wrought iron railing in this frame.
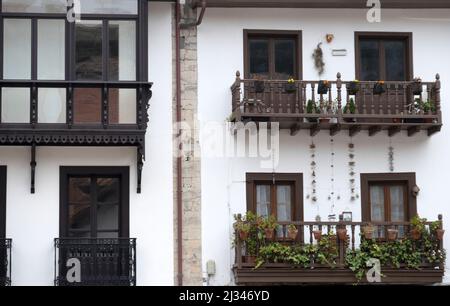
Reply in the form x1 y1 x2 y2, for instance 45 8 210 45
0 238 12 286
54 238 136 286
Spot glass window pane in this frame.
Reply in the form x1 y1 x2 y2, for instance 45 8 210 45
385 40 406 81
74 88 101 124
109 89 136 124
3 19 31 79
256 185 271 217
360 40 380 81
75 21 103 81
79 0 137 14
276 185 292 222
97 232 119 239
69 177 91 205
97 205 119 231
69 205 90 230
390 185 405 222
2 0 66 13
370 185 385 221
249 39 269 79
109 21 136 81
38 88 66 123
38 19 65 80
97 178 119 204
68 231 90 238
274 39 295 79
1 88 30 123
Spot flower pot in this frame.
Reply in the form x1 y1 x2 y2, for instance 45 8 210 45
239 230 249 241
373 83 386 95
411 228 421 240
317 81 329 95
436 229 445 240
284 83 297 93
411 82 423 95
243 255 256 264
424 118 434 124
319 117 331 124
254 80 265 93
363 226 375 240
337 228 347 241
313 230 322 241
288 228 299 240
306 117 318 123
348 82 360 95
264 228 275 240
387 229 398 241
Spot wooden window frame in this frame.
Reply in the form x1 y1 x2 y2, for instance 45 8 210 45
59 166 130 238
361 173 417 222
243 29 302 80
0 166 5 238
354 32 413 81
246 173 303 221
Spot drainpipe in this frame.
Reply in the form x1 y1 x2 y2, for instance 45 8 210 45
175 0 183 287
175 0 206 287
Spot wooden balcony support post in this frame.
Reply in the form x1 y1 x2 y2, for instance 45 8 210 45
235 214 243 269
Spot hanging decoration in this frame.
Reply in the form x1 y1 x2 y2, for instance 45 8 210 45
310 141 317 203
348 141 357 201
329 138 336 215
312 42 325 76
388 140 395 172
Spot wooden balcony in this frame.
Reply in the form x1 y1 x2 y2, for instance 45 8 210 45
230 72 442 137
233 215 445 285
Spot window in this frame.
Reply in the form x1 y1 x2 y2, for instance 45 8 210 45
60 167 129 238
0 0 143 125
361 173 417 238
0 166 5 239
244 30 302 80
246 173 303 223
355 32 412 81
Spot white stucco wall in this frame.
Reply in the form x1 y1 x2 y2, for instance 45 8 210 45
198 8 450 285
0 2 173 286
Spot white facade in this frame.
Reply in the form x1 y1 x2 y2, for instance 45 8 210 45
0 2 174 286
197 8 450 285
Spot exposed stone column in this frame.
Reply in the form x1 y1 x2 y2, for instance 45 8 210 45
172 2 203 286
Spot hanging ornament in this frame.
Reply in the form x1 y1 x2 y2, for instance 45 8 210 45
348 140 357 201
388 140 394 172
310 141 317 203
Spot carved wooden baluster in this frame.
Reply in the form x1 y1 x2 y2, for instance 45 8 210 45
435 74 441 117
402 84 407 115
381 84 386 115
371 83 376 115
328 82 333 114
233 71 241 112
311 83 316 109
102 84 109 128
302 82 307 114
309 225 313 244
362 84 367 115
337 73 342 117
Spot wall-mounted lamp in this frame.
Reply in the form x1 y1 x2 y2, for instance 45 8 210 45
412 185 420 197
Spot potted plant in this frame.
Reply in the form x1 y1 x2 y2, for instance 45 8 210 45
306 99 319 123
347 80 360 95
287 224 299 240
313 229 322 241
236 221 251 241
373 81 386 95
430 220 445 241
387 228 398 241
410 215 425 240
318 80 330 95
337 228 347 240
284 77 297 93
260 215 278 240
254 76 265 93
436 229 445 240
343 98 356 122
411 77 423 95
362 224 375 240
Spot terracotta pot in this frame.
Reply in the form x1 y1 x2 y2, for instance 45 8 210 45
392 118 402 123
387 229 398 241
363 226 375 240
313 230 322 241
243 256 256 264
337 228 347 241
411 228 421 240
424 118 434 124
319 118 331 124
288 228 299 240
264 228 275 240
239 230 249 241
436 229 445 240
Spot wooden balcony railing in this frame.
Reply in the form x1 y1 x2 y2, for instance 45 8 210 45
234 215 445 284
54 238 137 286
0 238 12 286
231 72 442 137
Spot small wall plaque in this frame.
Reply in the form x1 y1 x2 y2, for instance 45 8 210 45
332 49 347 56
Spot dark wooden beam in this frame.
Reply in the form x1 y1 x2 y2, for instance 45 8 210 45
428 125 442 136
349 125 361 137
310 124 320 137
368 126 382 137
290 122 302 136
330 124 341 136
388 126 401 137
194 0 450 8
407 126 421 137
